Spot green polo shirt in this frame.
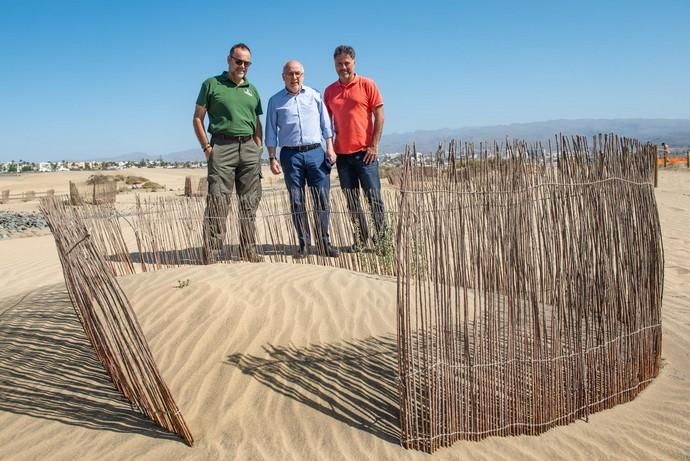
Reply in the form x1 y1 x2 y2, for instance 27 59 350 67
196 72 263 136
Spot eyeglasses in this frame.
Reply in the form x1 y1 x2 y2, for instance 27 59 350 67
231 56 252 67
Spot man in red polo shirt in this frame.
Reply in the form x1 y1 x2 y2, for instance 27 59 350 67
324 45 386 252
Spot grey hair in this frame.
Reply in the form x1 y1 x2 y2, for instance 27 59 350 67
282 60 304 74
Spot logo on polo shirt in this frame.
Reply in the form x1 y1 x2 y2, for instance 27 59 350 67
243 88 254 97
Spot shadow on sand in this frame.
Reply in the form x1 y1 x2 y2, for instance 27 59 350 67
227 334 400 444
109 243 304 266
0 286 178 441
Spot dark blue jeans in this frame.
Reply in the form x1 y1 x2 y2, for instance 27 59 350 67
336 151 386 245
280 146 332 250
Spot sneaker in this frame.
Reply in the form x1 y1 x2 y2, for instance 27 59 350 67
240 248 264 263
294 246 309 259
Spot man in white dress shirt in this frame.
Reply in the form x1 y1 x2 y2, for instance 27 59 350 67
265 60 339 258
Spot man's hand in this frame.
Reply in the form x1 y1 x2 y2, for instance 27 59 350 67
326 147 337 166
203 145 213 160
270 159 282 175
364 145 378 165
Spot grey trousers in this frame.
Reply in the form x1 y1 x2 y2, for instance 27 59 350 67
203 138 262 251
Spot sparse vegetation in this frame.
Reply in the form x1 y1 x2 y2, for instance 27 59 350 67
141 181 163 191
125 175 148 185
376 225 395 272
87 174 117 185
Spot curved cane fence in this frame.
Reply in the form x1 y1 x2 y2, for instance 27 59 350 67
38 198 194 445
396 135 663 451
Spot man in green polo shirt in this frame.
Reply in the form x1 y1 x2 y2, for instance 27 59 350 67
193 42 264 263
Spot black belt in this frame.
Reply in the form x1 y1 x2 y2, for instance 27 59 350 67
282 143 320 153
213 134 253 143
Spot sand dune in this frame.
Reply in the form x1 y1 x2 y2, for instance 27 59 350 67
0 169 689 460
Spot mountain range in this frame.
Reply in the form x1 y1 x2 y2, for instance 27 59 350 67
380 118 690 154
99 118 690 162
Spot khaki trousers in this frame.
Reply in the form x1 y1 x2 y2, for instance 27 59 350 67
203 138 262 251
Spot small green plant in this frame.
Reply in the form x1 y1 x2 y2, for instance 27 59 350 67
375 223 395 273
175 279 190 289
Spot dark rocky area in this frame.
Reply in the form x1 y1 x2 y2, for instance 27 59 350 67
0 211 49 239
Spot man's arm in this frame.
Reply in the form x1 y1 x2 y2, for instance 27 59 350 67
323 88 336 138
325 138 336 165
318 93 336 165
364 105 384 164
193 105 212 160
264 98 281 174
264 97 279 151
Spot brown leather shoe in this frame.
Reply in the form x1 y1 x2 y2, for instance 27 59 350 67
319 244 340 258
202 247 222 264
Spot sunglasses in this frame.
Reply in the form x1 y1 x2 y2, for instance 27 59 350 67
231 56 252 67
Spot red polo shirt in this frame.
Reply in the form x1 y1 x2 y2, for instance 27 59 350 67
324 75 383 154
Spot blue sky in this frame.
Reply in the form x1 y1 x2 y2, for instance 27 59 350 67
1 0 688 161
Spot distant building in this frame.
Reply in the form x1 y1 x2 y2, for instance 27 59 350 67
68 161 86 170
38 162 52 172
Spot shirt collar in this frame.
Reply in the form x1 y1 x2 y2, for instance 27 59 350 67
282 86 306 96
337 73 359 88
220 71 250 87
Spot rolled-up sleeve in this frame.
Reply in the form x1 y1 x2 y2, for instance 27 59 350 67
265 96 278 148
317 93 333 140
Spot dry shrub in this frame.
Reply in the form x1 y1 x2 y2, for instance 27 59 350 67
141 181 162 191
125 175 148 185
87 174 117 185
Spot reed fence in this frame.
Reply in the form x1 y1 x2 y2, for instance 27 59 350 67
39 134 663 452
69 180 117 205
0 189 55 203
396 135 662 451
184 176 208 197
38 197 194 445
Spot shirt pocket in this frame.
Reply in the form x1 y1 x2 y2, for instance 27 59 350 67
298 96 321 120
276 106 298 129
